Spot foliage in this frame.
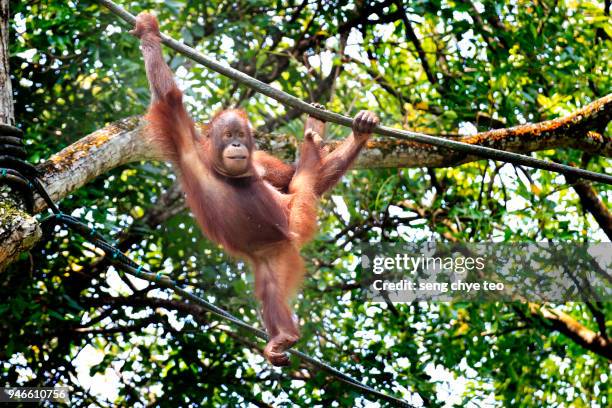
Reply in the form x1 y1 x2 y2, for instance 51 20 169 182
1 0 610 407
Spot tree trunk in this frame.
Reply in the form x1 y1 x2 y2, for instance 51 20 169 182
0 0 13 124
0 0 41 270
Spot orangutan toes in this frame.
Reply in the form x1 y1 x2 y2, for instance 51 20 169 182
264 332 299 366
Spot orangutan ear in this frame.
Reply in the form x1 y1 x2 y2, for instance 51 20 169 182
199 122 211 138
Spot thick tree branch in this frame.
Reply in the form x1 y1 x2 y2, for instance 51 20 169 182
28 93 612 211
34 116 148 212
0 201 40 264
0 94 610 269
43 93 612 207
1 116 145 269
528 303 611 360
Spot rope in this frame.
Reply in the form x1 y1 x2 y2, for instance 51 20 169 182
0 140 415 404
98 0 612 186
40 211 415 407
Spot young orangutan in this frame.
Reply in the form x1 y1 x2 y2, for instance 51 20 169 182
132 12 379 366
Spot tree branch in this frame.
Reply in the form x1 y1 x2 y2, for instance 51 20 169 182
394 1 439 86
569 178 612 240
528 303 611 360
0 94 610 269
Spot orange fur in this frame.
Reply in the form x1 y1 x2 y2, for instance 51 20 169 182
134 12 376 366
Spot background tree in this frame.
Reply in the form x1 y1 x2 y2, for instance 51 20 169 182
1 0 610 406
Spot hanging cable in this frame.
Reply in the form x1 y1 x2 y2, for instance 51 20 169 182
0 143 415 405
38 212 415 407
0 126 415 405
0 124 36 212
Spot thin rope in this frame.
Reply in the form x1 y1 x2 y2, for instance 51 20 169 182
0 151 415 405
0 166 411 407
42 212 416 407
98 0 612 186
